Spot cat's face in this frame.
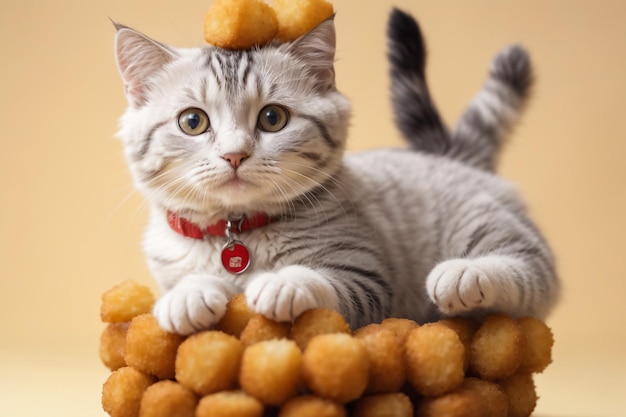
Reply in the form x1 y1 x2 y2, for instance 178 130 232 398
115 20 350 218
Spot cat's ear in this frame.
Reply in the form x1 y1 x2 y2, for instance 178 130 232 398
288 17 337 89
113 22 176 107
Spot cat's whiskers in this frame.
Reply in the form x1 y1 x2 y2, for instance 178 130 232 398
144 164 209 212
280 159 350 192
279 161 355 220
271 168 336 228
100 183 147 234
266 180 298 219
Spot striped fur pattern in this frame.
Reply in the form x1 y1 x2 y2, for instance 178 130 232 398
114 11 558 335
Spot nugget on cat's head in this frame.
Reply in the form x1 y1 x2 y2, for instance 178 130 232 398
203 0 334 49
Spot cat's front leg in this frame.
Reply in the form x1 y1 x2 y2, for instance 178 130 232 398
245 265 340 322
153 273 239 335
426 256 523 316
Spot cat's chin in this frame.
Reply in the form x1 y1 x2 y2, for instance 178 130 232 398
212 182 273 211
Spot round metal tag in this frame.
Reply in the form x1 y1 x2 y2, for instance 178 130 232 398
221 241 250 274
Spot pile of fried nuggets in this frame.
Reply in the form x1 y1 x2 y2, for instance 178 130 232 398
100 280 554 417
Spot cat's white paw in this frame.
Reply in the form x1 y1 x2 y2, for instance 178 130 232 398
426 258 496 315
153 275 234 335
245 265 340 322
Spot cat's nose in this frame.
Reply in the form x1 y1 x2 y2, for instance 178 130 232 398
222 152 249 169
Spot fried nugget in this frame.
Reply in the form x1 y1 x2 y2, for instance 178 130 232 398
124 314 184 380
500 372 537 417
290 308 350 350
351 393 413 417
196 390 264 417
354 324 405 394
416 388 481 417
279 395 346 417
215 294 256 338
239 339 302 406
439 316 479 371
518 316 554 373
239 314 291 347
302 333 369 403
139 380 197 417
273 0 335 42
461 378 508 417
470 314 525 380
102 366 154 417
100 280 155 323
380 317 418 344
405 323 465 397
176 331 243 395
203 0 278 49
100 322 129 371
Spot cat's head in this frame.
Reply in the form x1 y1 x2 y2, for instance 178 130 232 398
114 19 350 221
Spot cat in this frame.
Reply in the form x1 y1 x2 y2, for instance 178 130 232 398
113 8 559 335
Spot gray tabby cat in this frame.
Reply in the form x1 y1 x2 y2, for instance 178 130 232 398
113 8 559 335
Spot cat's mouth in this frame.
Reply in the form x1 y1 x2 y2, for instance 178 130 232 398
221 171 252 190
226 176 244 188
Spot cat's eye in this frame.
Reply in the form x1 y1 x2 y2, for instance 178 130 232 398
178 108 210 136
258 105 289 132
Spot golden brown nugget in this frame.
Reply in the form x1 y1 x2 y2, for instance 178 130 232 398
273 0 335 42
102 366 154 417
214 293 256 338
124 314 184 380
196 390 264 417
176 330 243 395
351 393 413 417
239 314 291 347
380 317 418 344
138 380 197 417
279 395 346 417
100 322 129 371
239 339 302 406
500 372 537 417
405 323 465 396
100 280 155 323
302 333 369 403
290 308 350 350
354 324 405 393
518 316 554 373
203 0 278 49
470 314 525 380
461 378 508 417
439 316 479 371
416 388 481 417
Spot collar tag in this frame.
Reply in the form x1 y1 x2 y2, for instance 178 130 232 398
220 216 251 274
221 241 250 274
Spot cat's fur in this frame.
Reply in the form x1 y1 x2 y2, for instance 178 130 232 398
113 9 559 335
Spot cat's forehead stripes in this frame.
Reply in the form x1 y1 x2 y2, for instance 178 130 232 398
203 48 258 96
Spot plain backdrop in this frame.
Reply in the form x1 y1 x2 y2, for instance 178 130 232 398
0 0 624 416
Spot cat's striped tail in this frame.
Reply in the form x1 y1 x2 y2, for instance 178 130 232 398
387 8 451 155
387 8 533 172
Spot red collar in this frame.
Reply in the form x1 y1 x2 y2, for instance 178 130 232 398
166 211 276 239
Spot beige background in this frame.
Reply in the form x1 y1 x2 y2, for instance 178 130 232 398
1 0 624 416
